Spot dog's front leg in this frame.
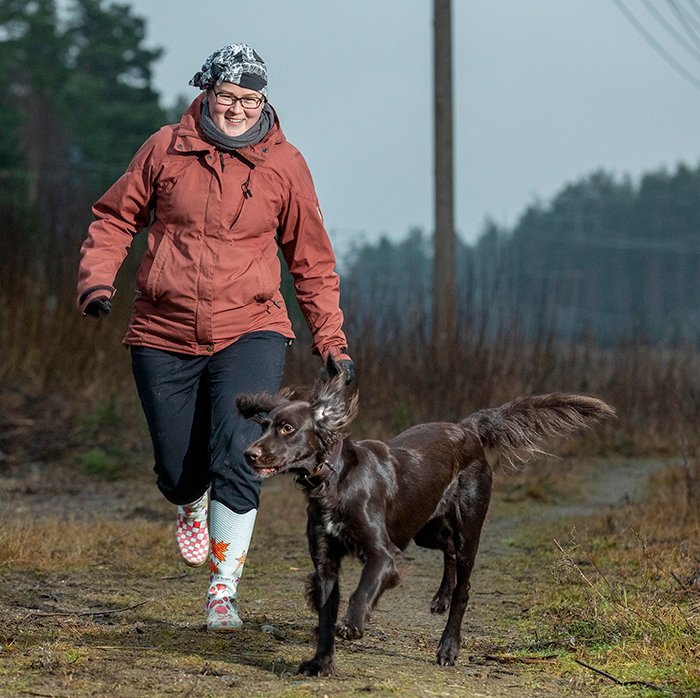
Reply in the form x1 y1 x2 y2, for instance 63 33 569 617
338 543 400 640
300 561 340 677
298 510 343 677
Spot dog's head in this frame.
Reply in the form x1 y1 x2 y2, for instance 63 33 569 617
237 373 359 479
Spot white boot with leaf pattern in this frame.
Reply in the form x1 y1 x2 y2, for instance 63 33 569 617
206 502 257 631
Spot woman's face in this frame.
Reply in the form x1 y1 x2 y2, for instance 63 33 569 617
206 81 264 137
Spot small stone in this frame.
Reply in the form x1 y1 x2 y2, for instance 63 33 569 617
261 624 286 640
272 656 291 676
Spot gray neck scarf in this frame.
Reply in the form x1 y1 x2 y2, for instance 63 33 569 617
200 99 274 151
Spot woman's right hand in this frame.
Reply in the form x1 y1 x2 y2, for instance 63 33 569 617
84 297 112 317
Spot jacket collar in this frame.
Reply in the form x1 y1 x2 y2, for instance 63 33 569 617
172 93 284 166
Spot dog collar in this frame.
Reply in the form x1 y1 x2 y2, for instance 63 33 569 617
296 439 343 491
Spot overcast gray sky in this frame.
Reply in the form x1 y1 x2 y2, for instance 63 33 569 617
130 1 700 255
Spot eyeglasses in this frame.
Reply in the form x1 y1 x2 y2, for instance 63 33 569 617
213 91 263 109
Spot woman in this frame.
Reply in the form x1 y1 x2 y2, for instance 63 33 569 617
76 43 354 630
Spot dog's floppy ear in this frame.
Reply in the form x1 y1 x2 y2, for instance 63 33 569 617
310 373 359 443
237 388 296 423
236 393 277 423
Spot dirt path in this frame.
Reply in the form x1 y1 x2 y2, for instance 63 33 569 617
0 455 668 697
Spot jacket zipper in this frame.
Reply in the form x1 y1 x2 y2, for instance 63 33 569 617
214 150 254 229
218 150 252 200
242 170 252 199
228 168 252 231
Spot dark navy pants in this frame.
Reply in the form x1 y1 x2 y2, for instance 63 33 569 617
131 331 287 513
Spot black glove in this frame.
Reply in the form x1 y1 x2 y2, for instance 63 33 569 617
84 297 111 317
326 349 356 385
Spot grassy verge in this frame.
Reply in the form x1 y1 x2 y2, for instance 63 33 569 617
501 456 700 696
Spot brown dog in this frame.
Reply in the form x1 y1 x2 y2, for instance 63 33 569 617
237 375 615 676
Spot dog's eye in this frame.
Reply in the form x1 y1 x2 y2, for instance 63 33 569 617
278 423 295 436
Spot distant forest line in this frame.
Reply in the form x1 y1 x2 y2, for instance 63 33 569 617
343 165 700 346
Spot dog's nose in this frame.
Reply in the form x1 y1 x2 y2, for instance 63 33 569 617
244 446 263 465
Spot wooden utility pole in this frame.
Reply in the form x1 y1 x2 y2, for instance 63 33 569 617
432 0 457 348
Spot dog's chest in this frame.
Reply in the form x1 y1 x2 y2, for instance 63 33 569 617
322 511 344 539
318 508 368 558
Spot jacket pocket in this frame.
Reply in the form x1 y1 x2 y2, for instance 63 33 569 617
145 230 174 301
251 253 278 303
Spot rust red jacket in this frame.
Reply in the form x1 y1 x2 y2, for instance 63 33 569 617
77 95 348 359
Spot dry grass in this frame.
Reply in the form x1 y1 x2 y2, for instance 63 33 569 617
0 516 173 576
340 325 699 456
2 256 700 461
511 456 700 696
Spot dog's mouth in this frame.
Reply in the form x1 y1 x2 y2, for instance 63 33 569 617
251 455 318 480
255 466 278 479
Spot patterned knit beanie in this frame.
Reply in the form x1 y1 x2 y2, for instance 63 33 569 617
189 44 268 97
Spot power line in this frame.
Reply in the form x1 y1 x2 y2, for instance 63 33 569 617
679 0 700 29
665 0 700 50
610 0 700 90
686 0 700 23
640 0 700 61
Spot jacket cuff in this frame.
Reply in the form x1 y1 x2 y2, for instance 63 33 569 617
78 285 115 314
321 345 351 363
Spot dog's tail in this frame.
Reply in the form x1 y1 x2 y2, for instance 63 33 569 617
461 393 616 467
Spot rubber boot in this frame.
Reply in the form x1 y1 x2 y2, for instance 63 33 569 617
206 501 257 631
176 491 209 567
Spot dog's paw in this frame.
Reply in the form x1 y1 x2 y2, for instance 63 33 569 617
436 638 460 666
335 622 363 640
298 656 335 677
430 595 451 614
